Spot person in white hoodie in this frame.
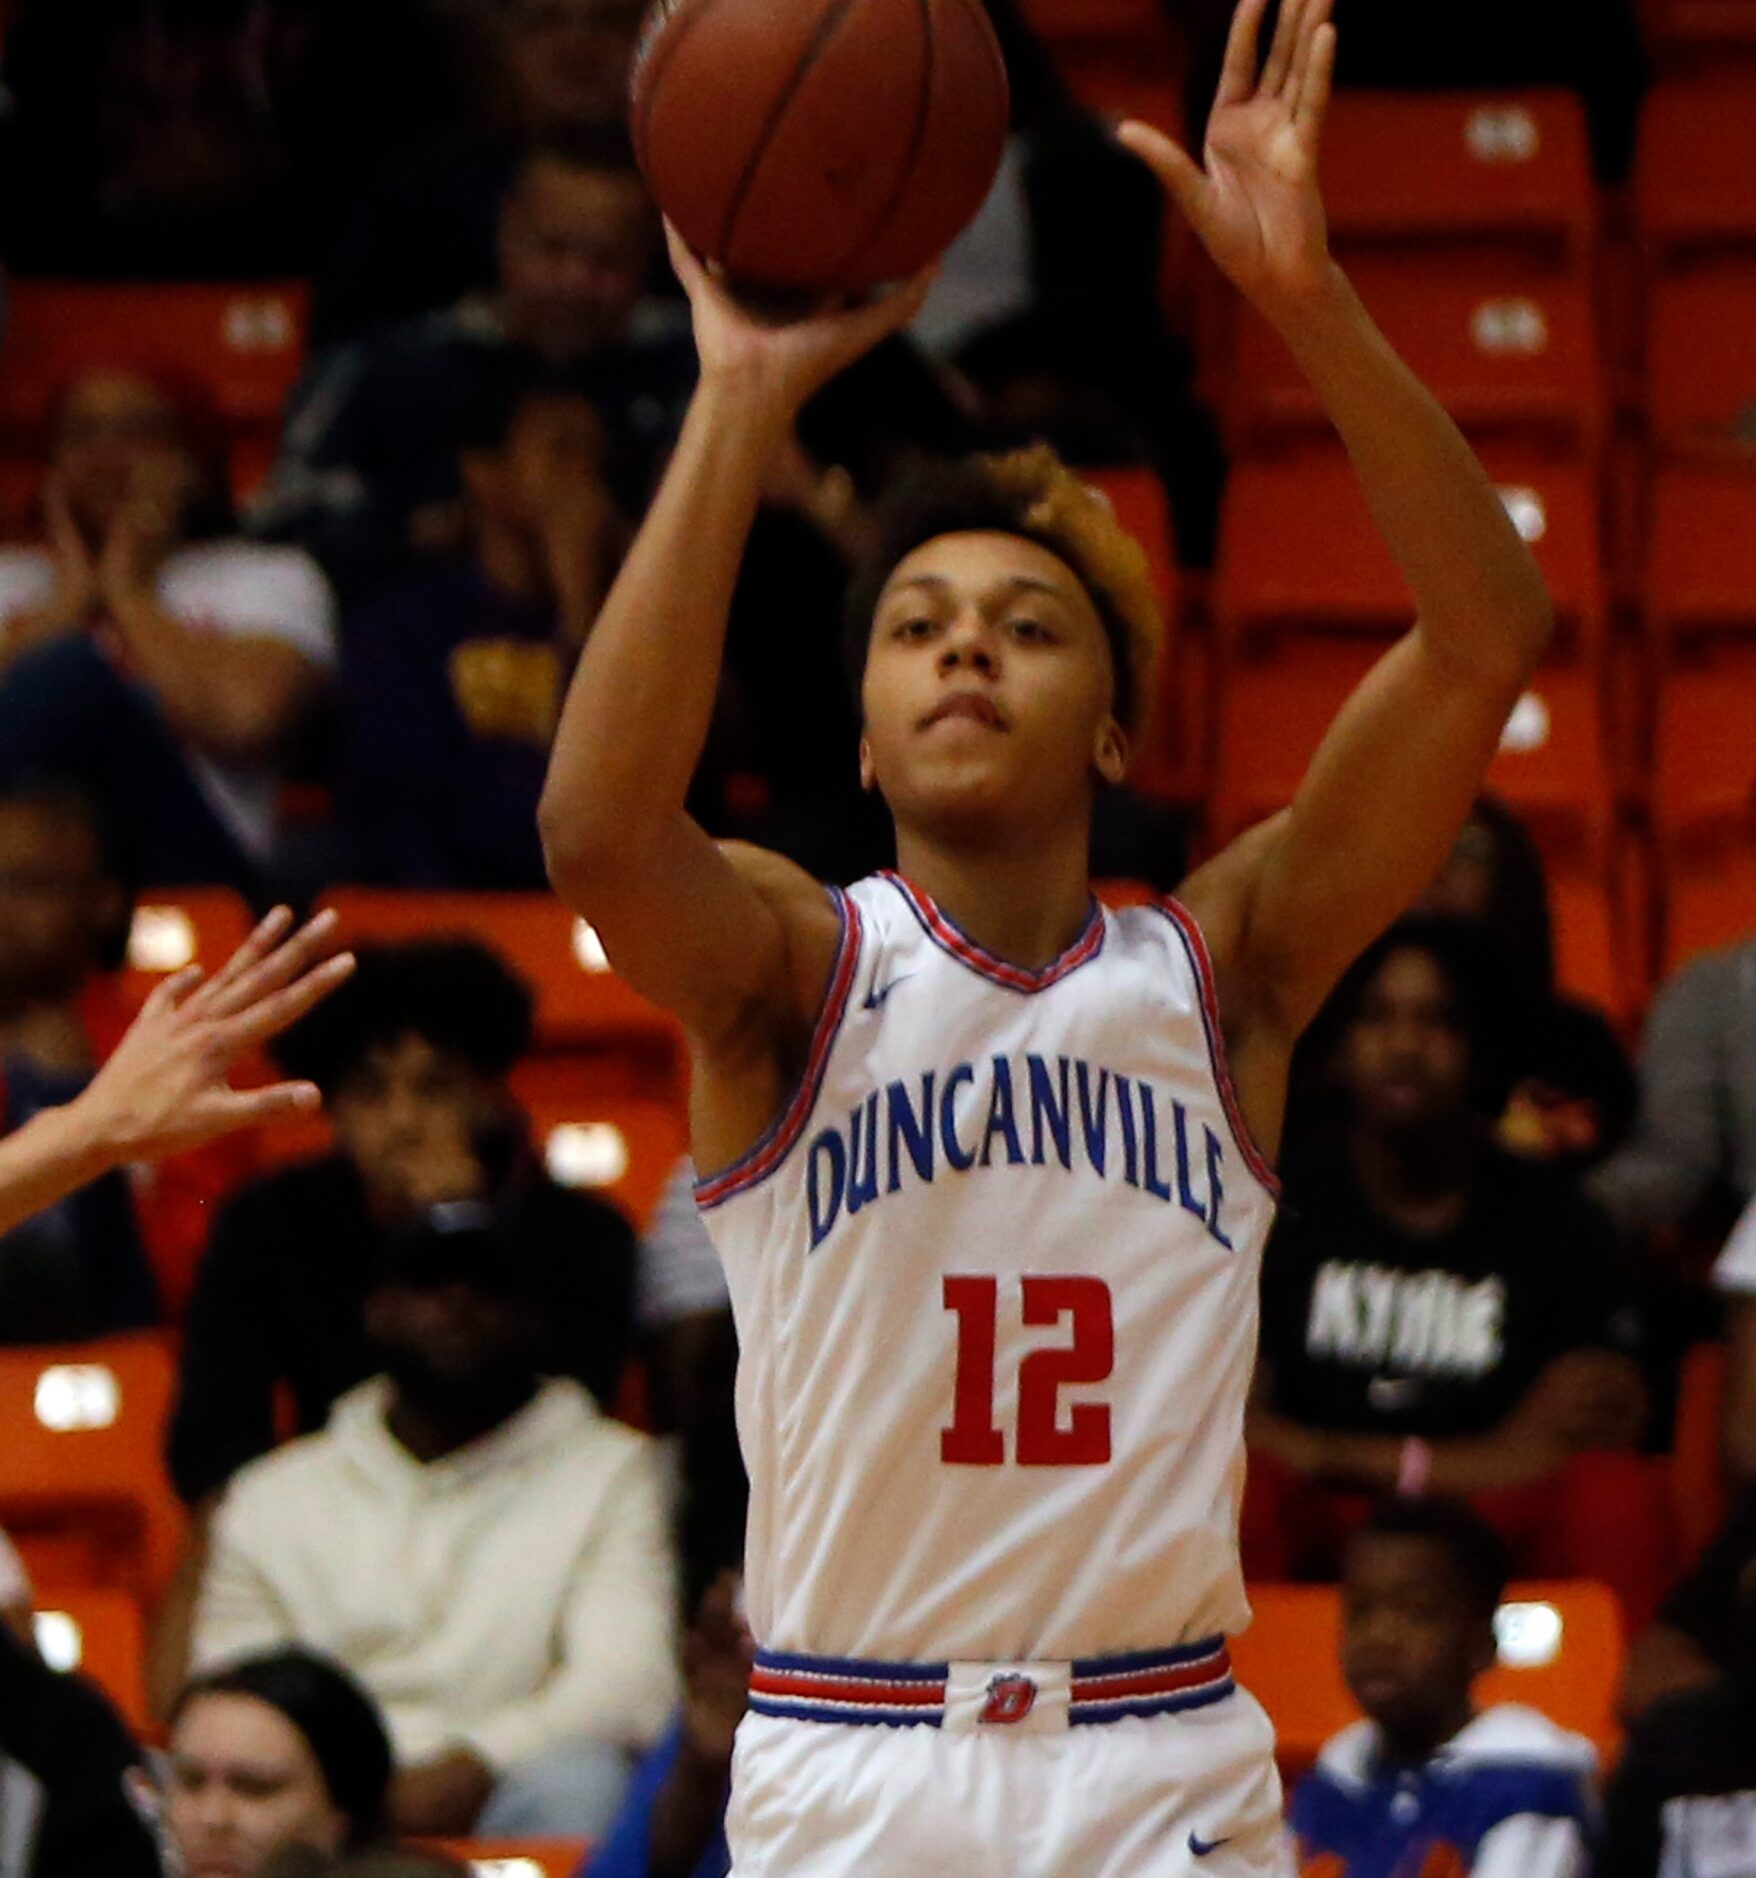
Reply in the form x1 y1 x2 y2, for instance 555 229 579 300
1290 1497 1597 1878
191 1201 678 1842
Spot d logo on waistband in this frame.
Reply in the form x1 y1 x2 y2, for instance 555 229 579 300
979 1672 1039 1726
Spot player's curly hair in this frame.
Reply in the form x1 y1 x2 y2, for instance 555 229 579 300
843 446 1165 743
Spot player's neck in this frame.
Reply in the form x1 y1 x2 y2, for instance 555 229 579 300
892 820 1094 971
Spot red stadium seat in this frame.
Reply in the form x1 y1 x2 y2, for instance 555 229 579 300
509 1063 688 1232
1320 91 1595 260
317 891 685 1098
1214 643 1615 869
1646 263 1756 453
1234 1580 1623 1779
33 1588 150 1735
1229 258 1604 455
1647 465 1756 644
1638 72 1756 257
0 281 308 510
115 889 258 1020
1215 447 1605 656
1662 840 1756 972
1643 0 1756 50
0 1336 186 1600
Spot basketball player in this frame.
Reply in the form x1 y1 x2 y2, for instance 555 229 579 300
539 0 1553 1869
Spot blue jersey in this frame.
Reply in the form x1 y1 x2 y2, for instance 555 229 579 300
1291 1704 1597 1878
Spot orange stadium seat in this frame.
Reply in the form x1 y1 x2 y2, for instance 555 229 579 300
115 889 258 1018
0 1335 186 1600
33 1588 150 1735
1234 1580 1623 1779
317 890 685 1095
509 1062 687 1231
1320 91 1595 259
1638 72 1756 257
424 1841 585 1877
1215 448 1605 655
1643 0 1756 49
1214 644 1615 864
1647 465 1756 643
1229 258 1604 455
1672 1342 1731 1570
1645 263 1756 453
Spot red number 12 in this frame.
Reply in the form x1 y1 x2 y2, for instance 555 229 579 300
941 1275 1113 1467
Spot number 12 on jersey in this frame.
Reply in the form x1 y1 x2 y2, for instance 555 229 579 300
942 1275 1114 1467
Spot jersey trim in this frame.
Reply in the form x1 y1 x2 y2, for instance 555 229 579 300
694 888 862 1211
1154 899 1282 1199
881 871 1106 994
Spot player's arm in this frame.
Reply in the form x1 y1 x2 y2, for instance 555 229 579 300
538 233 933 1058
1125 0 1552 1113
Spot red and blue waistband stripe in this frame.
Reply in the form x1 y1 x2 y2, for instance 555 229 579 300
695 888 861 1212
747 1638 1234 1728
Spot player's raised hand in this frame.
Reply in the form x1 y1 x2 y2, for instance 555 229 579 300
1119 0 1336 317
71 907 354 1166
667 220 937 422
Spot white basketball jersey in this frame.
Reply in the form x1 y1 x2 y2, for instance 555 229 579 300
697 871 1280 1666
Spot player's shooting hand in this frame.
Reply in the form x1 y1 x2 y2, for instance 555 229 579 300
69 907 354 1167
667 220 938 422
1118 0 1336 320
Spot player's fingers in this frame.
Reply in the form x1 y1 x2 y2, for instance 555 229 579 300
1215 0 1271 108
192 1080 325 1134
211 951 356 1057
202 909 344 1022
134 964 205 1026
186 905 295 1012
1261 0 1309 99
1292 21 1337 142
1116 121 1208 218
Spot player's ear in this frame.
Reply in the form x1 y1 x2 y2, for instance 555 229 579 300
858 734 877 792
1094 715 1129 787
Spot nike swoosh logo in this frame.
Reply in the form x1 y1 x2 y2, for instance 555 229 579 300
863 972 916 1012
1189 1833 1234 1858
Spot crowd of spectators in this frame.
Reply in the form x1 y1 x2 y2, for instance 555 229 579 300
3 0 1756 1873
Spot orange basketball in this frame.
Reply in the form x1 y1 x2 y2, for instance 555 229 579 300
632 0 1011 297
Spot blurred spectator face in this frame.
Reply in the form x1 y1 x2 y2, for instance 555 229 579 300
1337 946 1473 1140
50 371 203 546
498 157 656 362
462 392 607 532
1340 1531 1492 1744
0 796 124 1012
509 0 647 130
327 1034 501 1216
168 1691 349 1878
364 1264 542 1422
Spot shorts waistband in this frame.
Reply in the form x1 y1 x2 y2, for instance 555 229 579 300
748 1637 1235 1731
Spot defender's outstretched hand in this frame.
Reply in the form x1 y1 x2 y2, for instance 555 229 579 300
665 222 937 420
73 907 354 1164
1119 0 1336 316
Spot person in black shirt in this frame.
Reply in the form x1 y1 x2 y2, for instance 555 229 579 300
1248 915 1667 1619
1624 1488 1756 1724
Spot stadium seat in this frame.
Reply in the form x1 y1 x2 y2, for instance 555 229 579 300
1213 643 1615 871
0 1335 186 1599
317 891 685 1096
1638 72 1756 257
33 1588 150 1735
1646 263 1756 454
1215 447 1605 656
509 1062 688 1230
1662 839 1756 973
423 1842 586 1877
1229 258 1604 455
1234 1580 1623 1778
1653 648 1756 836
0 281 308 510
1320 91 1595 261
116 889 258 1018
1642 0 1756 51
1672 1342 1731 1570
1647 465 1756 644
